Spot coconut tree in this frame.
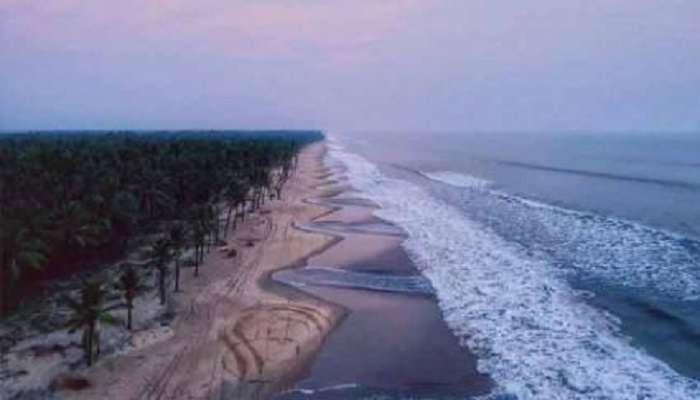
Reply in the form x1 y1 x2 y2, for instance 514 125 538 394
134 160 174 220
0 334 14 370
168 223 186 292
0 212 49 316
117 264 142 330
64 279 119 366
249 166 271 211
110 190 140 252
191 223 207 277
0 131 322 315
50 200 110 260
149 238 172 305
223 180 247 238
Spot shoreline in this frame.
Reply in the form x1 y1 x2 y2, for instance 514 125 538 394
271 146 492 398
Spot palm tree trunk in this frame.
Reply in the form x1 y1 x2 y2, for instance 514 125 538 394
159 269 166 305
224 207 233 239
86 323 94 366
233 203 240 229
194 247 200 277
174 257 180 292
127 303 133 330
0 256 8 317
95 326 100 357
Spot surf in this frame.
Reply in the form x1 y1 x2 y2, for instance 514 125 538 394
329 144 700 400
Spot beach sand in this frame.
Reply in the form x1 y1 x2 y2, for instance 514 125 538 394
63 142 343 400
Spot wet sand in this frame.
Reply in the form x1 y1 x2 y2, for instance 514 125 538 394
273 164 491 398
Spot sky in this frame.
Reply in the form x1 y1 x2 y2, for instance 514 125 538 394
1 0 699 132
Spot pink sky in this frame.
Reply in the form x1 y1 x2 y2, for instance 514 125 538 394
1 1 699 131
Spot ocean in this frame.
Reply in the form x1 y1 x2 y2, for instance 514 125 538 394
327 131 700 400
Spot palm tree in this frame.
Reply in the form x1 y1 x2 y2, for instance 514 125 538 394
0 131 322 315
208 201 223 247
273 149 295 200
110 190 140 252
0 334 14 370
149 238 172 305
51 200 110 259
64 279 119 366
0 212 49 316
249 167 270 211
168 223 186 292
191 223 207 277
223 180 247 238
117 264 142 330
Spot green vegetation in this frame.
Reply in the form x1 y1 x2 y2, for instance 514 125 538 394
0 130 322 318
149 238 173 306
117 263 143 330
64 279 120 366
168 223 186 292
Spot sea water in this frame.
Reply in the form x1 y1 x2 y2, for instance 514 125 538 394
326 131 700 400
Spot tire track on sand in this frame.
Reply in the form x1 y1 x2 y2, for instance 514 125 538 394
133 214 275 400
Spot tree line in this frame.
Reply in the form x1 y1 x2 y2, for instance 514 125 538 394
0 131 322 322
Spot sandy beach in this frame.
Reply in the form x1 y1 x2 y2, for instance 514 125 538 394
7 140 490 400
43 142 341 400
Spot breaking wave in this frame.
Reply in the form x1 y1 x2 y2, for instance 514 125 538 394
422 171 492 190
420 171 700 301
274 266 435 295
328 145 700 400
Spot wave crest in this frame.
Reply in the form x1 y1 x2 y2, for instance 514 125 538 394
422 171 492 190
329 146 700 400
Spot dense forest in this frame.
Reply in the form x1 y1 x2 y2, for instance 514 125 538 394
0 130 323 320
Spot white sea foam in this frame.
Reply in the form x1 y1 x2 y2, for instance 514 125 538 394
328 146 700 400
423 170 492 190
274 266 435 295
510 196 700 300
281 383 361 396
432 172 700 301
